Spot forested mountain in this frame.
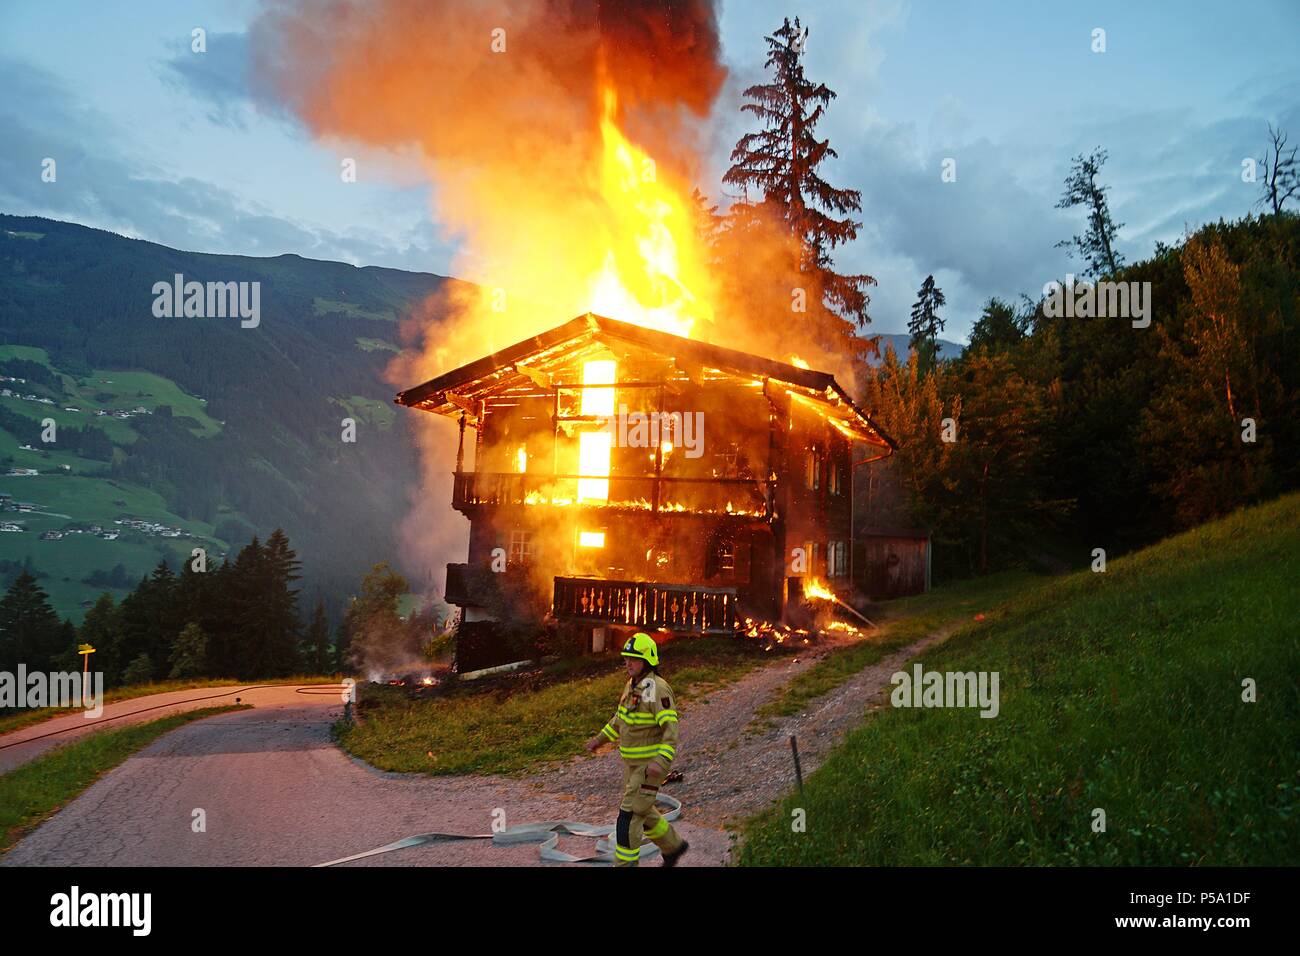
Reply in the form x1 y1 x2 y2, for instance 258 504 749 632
0 214 459 619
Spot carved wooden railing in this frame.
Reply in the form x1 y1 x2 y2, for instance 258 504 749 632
553 576 738 634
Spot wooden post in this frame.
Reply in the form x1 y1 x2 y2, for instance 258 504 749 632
551 386 560 481
652 382 665 513
455 412 466 473
789 734 804 798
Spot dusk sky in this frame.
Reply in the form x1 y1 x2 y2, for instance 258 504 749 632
2 0 1297 341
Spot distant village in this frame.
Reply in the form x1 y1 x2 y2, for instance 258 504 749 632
0 491 192 540
0 373 155 420
2 372 158 479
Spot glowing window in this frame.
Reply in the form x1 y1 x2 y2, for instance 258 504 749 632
581 360 616 417
577 431 612 501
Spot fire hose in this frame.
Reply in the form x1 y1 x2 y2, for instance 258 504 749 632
313 793 683 866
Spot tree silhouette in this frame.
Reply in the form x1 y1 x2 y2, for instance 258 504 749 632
908 275 947 374
1258 124 1299 215
1056 148 1124 278
0 572 66 673
724 16 876 349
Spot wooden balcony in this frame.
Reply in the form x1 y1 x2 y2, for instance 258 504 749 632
553 576 739 634
452 471 771 518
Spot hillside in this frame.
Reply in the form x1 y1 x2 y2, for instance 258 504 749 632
739 492 1300 865
0 215 458 619
870 332 963 365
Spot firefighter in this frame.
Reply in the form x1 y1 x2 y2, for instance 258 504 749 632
585 631 689 867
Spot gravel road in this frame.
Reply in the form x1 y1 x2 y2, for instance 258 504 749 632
1 626 954 866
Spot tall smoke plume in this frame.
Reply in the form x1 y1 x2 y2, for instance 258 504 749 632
252 0 731 606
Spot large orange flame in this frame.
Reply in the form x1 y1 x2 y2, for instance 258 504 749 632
588 86 709 338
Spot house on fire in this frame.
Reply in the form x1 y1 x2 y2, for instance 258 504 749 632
395 313 902 670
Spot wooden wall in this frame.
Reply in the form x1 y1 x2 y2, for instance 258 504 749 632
855 533 930 599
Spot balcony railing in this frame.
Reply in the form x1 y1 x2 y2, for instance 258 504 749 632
553 576 738 634
452 471 770 517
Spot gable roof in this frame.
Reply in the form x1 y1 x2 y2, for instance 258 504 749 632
395 312 896 449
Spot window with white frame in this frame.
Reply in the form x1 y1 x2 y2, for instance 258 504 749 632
508 529 534 565
828 540 848 578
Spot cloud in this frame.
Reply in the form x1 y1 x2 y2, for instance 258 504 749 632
0 55 448 272
160 30 297 131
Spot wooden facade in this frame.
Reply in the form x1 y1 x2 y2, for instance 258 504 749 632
396 313 897 666
855 530 932 599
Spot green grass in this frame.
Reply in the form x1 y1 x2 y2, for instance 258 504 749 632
73 369 222 437
0 705 247 852
0 474 232 620
0 346 221 438
332 394 397 430
0 674 342 736
753 571 1037 726
355 337 399 353
313 297 396 321
738 493 1300 866
1 349 236 620
338 636 772 775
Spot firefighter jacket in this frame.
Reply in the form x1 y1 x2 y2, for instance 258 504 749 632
599 672 679 773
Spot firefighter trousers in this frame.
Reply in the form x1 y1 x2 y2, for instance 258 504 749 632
614 763 683 866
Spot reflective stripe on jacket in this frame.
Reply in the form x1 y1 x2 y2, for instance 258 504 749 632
599 673 679 772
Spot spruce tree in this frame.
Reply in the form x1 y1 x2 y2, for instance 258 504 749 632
0 571 66 672
908 275 948 375
723 16 876 355
78 593 122 684
226 536 265 679
116 561 179 684
262 529 302 677
303 598 332 674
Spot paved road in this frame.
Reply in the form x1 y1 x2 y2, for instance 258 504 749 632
0 684 330 774
0 687 729 866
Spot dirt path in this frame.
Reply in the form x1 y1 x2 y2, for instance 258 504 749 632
529 622 961 841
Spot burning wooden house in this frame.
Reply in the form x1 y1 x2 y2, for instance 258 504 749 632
396 313 897 670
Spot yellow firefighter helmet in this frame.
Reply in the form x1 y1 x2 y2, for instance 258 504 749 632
621 632 659 667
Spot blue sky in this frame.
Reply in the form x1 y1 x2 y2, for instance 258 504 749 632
2 0 1297 341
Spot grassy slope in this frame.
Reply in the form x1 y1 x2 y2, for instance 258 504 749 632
739 493 1300 866
0 345 233 619
0 704 248 852
338 636 771 776
754 571 1038 726
0 475 224 618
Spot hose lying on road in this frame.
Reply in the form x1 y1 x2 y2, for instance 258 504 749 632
313 793 683 867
